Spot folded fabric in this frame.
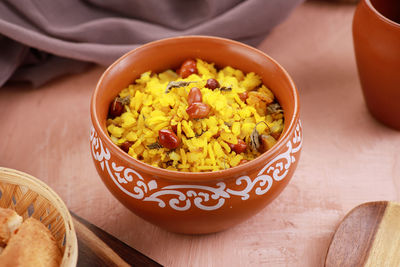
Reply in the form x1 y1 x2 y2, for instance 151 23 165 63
0 0 304 87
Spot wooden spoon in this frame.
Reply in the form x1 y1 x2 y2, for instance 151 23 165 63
325 201 400 267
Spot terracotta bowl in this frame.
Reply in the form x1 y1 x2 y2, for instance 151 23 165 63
90 36 302 234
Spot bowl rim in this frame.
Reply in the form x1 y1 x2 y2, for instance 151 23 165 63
364 0 400 28
91 35 300 182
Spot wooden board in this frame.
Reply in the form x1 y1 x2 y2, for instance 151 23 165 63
325 201 400 267
72 213 162 267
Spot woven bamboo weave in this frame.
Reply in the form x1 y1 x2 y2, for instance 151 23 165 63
0 167 78 267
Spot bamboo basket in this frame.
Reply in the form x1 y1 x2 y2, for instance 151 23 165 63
0 167 78 266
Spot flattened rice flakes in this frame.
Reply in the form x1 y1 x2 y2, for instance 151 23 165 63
106 59 284 172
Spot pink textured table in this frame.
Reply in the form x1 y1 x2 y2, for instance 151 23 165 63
1 1 400 266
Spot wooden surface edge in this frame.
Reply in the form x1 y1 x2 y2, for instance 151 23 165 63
363 202 400 267
72 212 162 267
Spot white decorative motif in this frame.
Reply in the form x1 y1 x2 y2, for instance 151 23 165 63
90 121 302 211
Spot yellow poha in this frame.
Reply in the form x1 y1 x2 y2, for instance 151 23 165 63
106 59 284 172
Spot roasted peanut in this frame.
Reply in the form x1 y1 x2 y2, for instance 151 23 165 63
159 129 180 149
227 139 247 154
187 87 202 106
120 141 133 153
109 98 124 118
186 102 211 119
205 78 220 90
177 59 198 78
238 91 248 102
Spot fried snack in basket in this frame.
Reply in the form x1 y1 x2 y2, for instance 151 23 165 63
0 209 61 267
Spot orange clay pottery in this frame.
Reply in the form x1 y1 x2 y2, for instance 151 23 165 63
353 0 400 130
90 36 302 234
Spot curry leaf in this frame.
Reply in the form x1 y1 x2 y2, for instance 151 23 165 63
267 103 283 114
147 142 162 149
117 96 130 106
219 85 232 91
165 81 197 93
250 121 270 151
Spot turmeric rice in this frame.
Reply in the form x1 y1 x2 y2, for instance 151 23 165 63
106 59 284 172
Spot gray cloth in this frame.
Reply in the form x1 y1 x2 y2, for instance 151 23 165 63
0 0 304 87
